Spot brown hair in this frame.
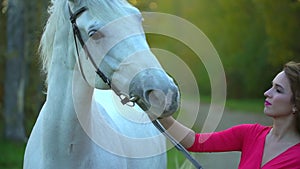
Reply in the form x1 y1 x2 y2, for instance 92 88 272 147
283 61 300 134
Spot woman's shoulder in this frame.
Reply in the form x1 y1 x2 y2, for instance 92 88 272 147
290 142 300 151
232 123 271 131
229 123 271 137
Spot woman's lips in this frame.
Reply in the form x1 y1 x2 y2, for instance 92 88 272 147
265 100 272 106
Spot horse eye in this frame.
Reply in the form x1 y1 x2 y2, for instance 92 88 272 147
88 30 104 40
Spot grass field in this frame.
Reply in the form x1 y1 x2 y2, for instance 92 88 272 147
0 97 263 169
0 139 190 169
0 139 25 169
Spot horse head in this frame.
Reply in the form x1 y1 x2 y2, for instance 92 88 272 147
67 0 180 119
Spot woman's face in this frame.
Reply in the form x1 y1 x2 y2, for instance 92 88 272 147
264 71 294 117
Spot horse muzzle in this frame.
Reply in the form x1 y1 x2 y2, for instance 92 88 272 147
129 68 180 119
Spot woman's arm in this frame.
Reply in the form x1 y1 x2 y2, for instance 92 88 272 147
158 116 196 149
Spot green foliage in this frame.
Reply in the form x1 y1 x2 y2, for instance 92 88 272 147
133 0 300 98
128 0 158 11
167 148 189 169
0 139 26 169
254 0 300 67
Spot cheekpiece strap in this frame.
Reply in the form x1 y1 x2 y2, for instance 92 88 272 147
68 5 88 24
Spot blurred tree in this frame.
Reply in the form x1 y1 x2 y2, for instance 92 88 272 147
4 0 27 141
141 0 300 98
214 0 270 98
23 0 48 135
0 0 7 129
254 0 300 67
128 0 158 11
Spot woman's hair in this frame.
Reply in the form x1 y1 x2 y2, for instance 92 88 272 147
283 61 300 134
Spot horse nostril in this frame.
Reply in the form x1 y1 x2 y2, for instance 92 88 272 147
144 89 153 101
145 90 164 109
128 68 180 118
145 90 165 103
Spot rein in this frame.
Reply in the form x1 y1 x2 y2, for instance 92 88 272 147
68 4 203 169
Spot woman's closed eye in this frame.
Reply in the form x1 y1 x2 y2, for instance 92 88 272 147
273 83 284 94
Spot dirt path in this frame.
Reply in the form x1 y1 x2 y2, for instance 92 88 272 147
178 101 272 169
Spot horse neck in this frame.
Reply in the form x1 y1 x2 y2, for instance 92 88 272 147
46 56 94 115
41 33 94 158
46 27 94 114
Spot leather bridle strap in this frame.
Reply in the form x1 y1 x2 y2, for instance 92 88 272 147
68 5 140 106
68 5 111 87
152 120 203 169
67 4 203 169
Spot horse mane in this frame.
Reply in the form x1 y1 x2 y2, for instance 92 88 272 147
39 0 139 84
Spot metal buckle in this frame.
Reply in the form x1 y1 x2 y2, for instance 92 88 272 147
118 93 138 107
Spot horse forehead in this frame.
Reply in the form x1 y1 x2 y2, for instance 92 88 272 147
68 0 140 13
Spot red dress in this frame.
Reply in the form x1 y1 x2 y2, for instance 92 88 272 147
187 124 300 169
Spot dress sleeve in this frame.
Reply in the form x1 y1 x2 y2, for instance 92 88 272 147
187 124 255 152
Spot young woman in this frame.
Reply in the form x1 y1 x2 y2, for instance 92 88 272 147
158 61 300 169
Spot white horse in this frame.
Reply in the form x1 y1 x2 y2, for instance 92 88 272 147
24 0 180 168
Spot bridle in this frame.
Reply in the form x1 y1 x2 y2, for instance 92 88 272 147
68 5 138 106
69 6 110 87
68 4 203 169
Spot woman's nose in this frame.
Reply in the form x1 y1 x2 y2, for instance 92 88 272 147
264 88 272 98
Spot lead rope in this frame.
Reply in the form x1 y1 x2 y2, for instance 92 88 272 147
152 120 203 169
68 4 203 169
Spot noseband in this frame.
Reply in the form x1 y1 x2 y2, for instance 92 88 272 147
68 4 203 169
